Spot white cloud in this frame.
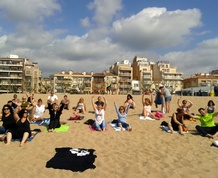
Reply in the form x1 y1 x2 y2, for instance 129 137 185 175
0 1 217 78
161 38 218 77
112 7 202 50
0 0 60 22
87 0 122 26
80 17 91 27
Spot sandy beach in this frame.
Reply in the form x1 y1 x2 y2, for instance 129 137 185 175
1 93 218 178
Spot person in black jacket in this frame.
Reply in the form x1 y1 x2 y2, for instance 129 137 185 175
47 101 64 132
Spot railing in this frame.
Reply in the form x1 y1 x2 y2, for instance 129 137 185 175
119 73 131 76
0 76 22 79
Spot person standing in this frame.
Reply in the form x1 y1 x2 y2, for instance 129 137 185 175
214 84 218 96
159 85 172 113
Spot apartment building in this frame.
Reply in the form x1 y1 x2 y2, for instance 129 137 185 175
24 59 42 93
40 77 51 93
132 57 183 92
132 56 152 91
92 73 106 94
104 72 118 94
152 61 183 92
109 60 132 95
0 56 23 93
183 73 218 88
49 71 92 94
0 55 41 93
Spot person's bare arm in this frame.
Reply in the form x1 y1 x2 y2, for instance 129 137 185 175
91 95 96 110
187 100 193 108
150 93 153 107
103 96 107 111
177 97 181 108
13 107 21 122
28 102 36 121
142 92 145 105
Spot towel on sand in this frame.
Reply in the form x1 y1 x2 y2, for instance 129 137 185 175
45 125 69 132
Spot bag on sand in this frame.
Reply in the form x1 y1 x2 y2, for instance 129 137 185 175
182 126 188 132
155 111 164 118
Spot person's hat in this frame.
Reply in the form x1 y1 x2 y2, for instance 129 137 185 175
159 84 164 89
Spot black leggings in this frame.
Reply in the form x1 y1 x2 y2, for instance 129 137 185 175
195 125 218 136
49 119 60 129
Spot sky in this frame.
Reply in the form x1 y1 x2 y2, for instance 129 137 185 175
0 0 218 77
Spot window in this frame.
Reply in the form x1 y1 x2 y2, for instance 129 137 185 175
134 84 139 87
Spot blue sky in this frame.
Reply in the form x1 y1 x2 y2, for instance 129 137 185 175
0 0 218 77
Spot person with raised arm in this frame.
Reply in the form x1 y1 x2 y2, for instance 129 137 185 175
142 91 160 120
189 108 218 139
113 99 132 131
91 95 107 131
5 102 36 146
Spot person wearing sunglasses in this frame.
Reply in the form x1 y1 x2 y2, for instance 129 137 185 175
0 105 16 141
5 103 36 146
47 101 64 132
113 100 132 131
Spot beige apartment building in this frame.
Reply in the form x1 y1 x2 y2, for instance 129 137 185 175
92 73 105 94
109 60 132 95
24 59 42 93
49 71 92 94
104 72 118 94
132 57 183 92
132 57 153 90
40 77 51 93
0 55 41 93
49 71 119 94
183 74 218 88
152 61 183 92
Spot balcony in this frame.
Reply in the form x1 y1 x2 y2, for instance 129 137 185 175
164 76 182 80
119 84 131 88
0 76 22 79
119 79 131 82
143 75 151 79
0 83 22 86
119 73 131 76
0 63 22 67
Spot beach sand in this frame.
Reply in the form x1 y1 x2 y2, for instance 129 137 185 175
1 93 218 178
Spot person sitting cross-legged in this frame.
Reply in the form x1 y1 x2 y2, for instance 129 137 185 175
189 108 218 139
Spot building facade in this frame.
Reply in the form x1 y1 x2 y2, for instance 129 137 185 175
109 60 132 95
183 74 218 89
132 56 153 91
104 72 118 95
24 59 42 93
132 57 183 92
49 71 92 94
0 55 41 93
92 73 105 94
151 61 183 92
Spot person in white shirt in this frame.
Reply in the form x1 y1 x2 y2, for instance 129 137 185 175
47 91 58 104
91 95 107 131
32 99 46 122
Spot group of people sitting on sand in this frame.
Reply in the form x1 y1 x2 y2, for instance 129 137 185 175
166 97 218 138
0 91 71 146
1 86 218 146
